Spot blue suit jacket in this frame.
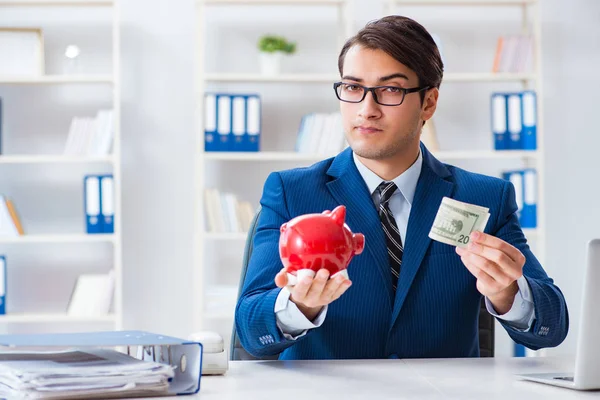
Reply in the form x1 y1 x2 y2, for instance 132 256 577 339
235 144 569 359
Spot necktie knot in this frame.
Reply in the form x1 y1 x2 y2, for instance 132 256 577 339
376 181 398 207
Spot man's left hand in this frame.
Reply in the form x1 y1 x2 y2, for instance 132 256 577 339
455 231 526 314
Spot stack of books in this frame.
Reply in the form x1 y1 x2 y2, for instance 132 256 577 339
64 110 114 156
0 195 23 237
295 112 347 155
204 189 256 233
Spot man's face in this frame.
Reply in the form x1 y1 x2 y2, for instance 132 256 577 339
339 45 429 161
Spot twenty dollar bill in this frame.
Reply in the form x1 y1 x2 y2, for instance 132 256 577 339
429 197 490 248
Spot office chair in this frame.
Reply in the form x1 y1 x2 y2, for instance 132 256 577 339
231 207 495 360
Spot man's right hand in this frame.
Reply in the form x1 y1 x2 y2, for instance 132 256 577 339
274 268 352 321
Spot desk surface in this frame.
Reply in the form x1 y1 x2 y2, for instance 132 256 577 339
191 357 599 399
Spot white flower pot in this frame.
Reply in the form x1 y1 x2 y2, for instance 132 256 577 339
259 51 283 75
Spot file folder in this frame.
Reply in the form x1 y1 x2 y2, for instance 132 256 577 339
231 95 246 152
0 97 3 155
245 95 261 152
204 93 218 152
0 330 203 396
217 94 232 151
84 175 102 234
503 170 524 221
521 90 537 150
521 169 537 228
491 93 508 150
100 175 115 234
0 256 5 315
507 93 522 149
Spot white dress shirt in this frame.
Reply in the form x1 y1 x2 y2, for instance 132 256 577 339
274 150 535 339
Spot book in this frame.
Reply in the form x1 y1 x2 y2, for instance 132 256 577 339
0 196 19 237
67 270 115 316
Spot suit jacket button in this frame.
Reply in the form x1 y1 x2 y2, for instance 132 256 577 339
388 354 399 359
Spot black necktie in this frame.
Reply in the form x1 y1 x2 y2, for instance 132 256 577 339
376 181 403 291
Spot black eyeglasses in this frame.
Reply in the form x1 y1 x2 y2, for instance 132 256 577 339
333 82 430 106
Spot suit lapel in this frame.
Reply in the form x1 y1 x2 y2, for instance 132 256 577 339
326 148 394 309
389 145 455 329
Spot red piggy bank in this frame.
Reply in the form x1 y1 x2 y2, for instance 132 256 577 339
279 205 365 286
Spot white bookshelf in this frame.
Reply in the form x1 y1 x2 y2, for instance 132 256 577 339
195 0 544 353
0 0 122 330
387 0 545 358
204 72 535 83
0 1 114 6
0 75 113 84
0 234 116 244
204 232 248 241
390 0 536 5
203 150 539 162
0 313 116 324
194 0 354 340
0 155 115 164
203 0 345 4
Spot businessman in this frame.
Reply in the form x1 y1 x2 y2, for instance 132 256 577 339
235 15 569 359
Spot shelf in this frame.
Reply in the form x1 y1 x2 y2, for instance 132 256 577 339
392 0 536 5
205 73 339 83
203 72 535 84
522 228 538 237
434 150 539 160
203 150 539 162
0 313 116 323
444 73 536 82
203 0 344 5
204 311 234 320
0 234 116 244
0 75 113 85
0 155 114 164
0 1 113 6
204 232 248 240
204 152 333 161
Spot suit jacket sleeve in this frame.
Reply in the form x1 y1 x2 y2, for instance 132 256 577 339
493 181 569 350
235 172 313 357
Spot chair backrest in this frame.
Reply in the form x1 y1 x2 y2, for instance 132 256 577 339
230 207 278 361
230 207 494 359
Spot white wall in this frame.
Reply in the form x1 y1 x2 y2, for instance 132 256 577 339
538 0 600 356
119 0 196 337
2 0 597 355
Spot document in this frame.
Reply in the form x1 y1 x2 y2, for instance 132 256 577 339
0 348 174 399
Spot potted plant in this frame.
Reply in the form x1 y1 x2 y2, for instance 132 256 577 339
257 35 296 75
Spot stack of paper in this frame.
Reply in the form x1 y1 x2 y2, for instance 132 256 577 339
0 348 174 399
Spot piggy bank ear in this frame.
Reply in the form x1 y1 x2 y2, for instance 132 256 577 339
331 205 346 226
322 210 331 215
280 222 288 233
353 233 365 255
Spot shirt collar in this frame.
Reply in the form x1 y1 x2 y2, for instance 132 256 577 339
352 149 423 205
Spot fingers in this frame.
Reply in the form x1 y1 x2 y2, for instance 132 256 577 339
291 274 313 301
304 269 330 303
456 237 523 280
330 278 352 301
274 268 288 288
470 231 525 265
321 274 345 302
460 251 513 291
288 269 352 308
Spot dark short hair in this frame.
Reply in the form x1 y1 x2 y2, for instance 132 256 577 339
338 15 444 100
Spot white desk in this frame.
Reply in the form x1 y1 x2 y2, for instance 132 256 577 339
191 357 599 399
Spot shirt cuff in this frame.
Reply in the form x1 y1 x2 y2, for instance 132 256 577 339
485 276 535 331
274 286 328 340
